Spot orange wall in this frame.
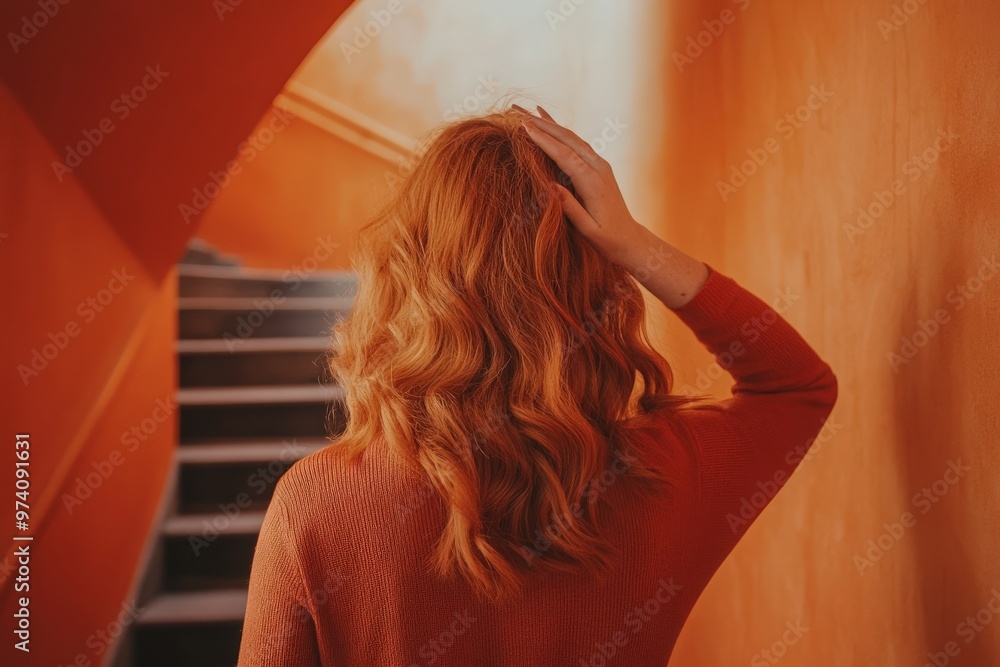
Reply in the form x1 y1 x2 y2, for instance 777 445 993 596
194 106 394 270
0 82 177 665
647 1 1000 665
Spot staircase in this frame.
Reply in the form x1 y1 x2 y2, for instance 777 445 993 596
115 241 357 667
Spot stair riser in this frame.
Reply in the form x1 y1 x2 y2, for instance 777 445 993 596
163 533 257 592
134 625 242 667
178 460 294 514
180 274 357 299
179 308 349 340
180 350 333 387
180 402 345 440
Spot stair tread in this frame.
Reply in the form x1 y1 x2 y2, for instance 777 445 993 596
177 439 330 464
137 589 248 625
178 296 354 310
178 263 356 282
177 384 344 406
162 511 266 536
176 336 332 354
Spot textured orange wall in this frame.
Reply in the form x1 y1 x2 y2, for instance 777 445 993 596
644 1 1000 665
0 82 177 666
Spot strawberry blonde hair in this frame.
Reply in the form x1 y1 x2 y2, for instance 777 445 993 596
328 107 693 601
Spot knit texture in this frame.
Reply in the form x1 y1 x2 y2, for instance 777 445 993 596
237 265 838 666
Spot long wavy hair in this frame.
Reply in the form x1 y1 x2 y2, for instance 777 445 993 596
328 107 695 601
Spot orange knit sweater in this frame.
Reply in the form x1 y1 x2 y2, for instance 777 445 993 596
237 266 838 666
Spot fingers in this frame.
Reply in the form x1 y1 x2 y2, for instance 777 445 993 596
552 183 602 231
535 106 555 122
522 120 593 181
522 115 604 171
510 104 603 170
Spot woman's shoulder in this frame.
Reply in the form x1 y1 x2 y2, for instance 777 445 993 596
271 439 437 529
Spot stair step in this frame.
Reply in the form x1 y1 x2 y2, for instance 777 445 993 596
163 524 261 592
178 460 300 513
177 438 330 464
179 385 345 440
162 512 265 537
137 590 247 625
179 345 333 386
179 263 357 299
177 384 343 406
176 336 331 354
178 296 353 340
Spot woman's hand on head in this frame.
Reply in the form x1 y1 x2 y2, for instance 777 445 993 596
514 105 645 268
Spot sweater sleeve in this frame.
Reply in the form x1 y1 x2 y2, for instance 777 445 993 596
669 265 838 549
238 486 322 667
